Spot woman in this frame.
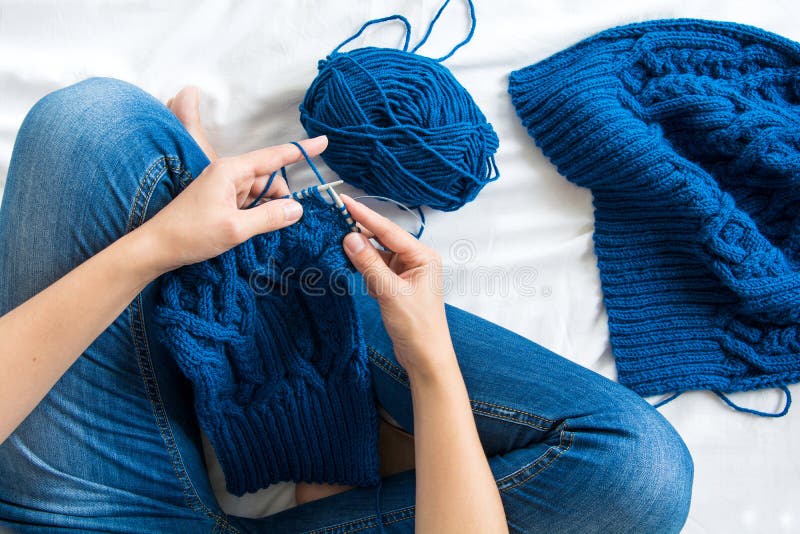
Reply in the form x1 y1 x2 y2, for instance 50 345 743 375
0 78 692 533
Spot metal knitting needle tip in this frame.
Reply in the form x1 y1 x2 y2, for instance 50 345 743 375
325 184 358 232
289 180 344 200
314 180 344 193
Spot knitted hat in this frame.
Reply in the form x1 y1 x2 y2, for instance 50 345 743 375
509 20 800 401
155 191 379 495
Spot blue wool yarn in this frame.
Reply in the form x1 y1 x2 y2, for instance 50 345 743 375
299 0 499 212
155 190 380 495
509 19 800 416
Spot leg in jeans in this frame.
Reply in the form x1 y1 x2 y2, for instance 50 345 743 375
244 292 694 533
0 78 693 533
0 77 227 532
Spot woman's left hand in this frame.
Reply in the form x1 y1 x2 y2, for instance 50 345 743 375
142 87 328 274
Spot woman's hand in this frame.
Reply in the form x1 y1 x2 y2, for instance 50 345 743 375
341 195 453 379
341 197 509 533
0 88 330 444
142 136 327 274
142 86 329 274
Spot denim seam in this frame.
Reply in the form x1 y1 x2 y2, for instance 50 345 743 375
367 345 410 387
470 399 557 429
307 504 416 533
367 345 558 430
126 155 190 232
496 421 575 493
127 156 238 534
366 343 572 495
125 157 158 232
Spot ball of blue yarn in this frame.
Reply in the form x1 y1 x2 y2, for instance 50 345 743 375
299 8 499 212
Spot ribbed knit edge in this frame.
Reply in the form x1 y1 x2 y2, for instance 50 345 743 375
508 19 800 398
207 366 380 496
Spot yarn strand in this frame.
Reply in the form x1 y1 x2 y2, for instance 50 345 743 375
654 388 792 417
411 0 477 62
246 138 331 209
352 195 426 239
332 14 412 55
284 140 340 206
246 169 282 209
289 140 326 185
653 392 682 409
715 387 792 418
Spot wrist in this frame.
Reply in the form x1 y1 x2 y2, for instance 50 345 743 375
118 224 174 282
401 341 460 387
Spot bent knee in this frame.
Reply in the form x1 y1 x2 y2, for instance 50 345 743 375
32 77 153 119
17 77 170 162
590 402 693 533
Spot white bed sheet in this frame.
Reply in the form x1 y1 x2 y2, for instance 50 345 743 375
1 0 799 531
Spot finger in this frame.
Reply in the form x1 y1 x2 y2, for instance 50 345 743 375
343 232 401 299
341 194 419 255
271 176 290 197
355 222 373 238
357 224 393 259
248 173 290 206
237 136 328 181
371 235 394 254
238 198 303 238
363 235 396 267
377 247 393 264
354 224 391 259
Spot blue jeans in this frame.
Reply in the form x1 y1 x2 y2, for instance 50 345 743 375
0 78 693 533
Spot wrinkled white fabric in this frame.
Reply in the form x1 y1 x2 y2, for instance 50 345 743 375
1 1 798 530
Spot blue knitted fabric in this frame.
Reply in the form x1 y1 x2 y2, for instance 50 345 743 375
509 19 800 399
155 191 379 496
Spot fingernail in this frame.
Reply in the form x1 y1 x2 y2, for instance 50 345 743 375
283 200 303 222
344 232 366 254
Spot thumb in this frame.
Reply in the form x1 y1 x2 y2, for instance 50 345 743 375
239 198 303 238
343 232 399 299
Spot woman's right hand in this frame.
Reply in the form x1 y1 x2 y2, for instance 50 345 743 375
342 197 509 534
341 195 453 379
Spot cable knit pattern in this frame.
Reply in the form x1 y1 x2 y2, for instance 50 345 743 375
154 191 379 496
509 19 800 399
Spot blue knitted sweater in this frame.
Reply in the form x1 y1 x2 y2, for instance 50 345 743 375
155 191 379 496
509 20 800 399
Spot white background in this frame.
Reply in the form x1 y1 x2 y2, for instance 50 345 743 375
1 1 799 531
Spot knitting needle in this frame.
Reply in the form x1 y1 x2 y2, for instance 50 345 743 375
262 179 359 233
323 183 359 232
252 181 342 204
288 180 343 200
